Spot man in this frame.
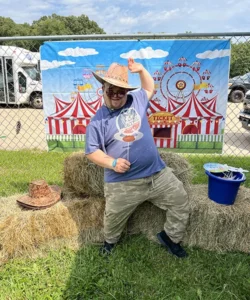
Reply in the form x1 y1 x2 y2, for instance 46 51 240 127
85 58 189 258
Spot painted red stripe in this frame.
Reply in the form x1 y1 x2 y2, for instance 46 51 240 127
174 125 178 148
63 119 68 134
206 119 211 134
214 118 219 134
198 119 202 133
55 120 60 134
167 139 171 148
48 119 53 134
181 120 186 133
71 120 75 133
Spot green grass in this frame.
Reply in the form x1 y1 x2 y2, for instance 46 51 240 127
0 150 69 197
185 154 250 187
1 236 250 300
1 149 250 299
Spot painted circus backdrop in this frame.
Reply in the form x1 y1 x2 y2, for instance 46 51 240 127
40 39 230 153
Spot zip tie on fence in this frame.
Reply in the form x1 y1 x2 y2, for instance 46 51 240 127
16 120 21 135
15 101 22 135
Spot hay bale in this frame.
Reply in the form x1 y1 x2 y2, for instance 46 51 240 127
0 196 105 264
159 151 193 193
63 150 193 198
1 184 250 264
185 185 250 253
128 185 250 253
64 152 104 197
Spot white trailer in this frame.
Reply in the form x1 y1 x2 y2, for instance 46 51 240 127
0 46 43 108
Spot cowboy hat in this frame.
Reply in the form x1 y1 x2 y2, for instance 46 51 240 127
92 62 138 90
17 179 61 210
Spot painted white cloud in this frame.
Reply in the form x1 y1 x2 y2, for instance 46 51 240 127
120 47 169 59
41 60 75 70
196 49 231 59
58 47 98 57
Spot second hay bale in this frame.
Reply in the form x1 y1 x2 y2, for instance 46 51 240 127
1 184 250 265
63 150 193 198
0 196 105 264
64 152 104 197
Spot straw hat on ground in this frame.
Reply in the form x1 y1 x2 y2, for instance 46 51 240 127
92 63 138 90
17 179 61 210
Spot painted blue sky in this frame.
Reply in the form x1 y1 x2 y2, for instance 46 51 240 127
1 0 250 34
40 40 230 117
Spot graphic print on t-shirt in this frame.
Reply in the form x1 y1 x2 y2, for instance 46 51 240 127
114 107 143 142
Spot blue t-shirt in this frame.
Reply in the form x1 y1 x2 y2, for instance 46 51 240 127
85 88 166 182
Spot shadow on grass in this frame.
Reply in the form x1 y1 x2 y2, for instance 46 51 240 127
61 233 250 300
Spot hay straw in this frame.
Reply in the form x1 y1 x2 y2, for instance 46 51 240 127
128 185 250 253
63 150 193 198
64 152 104 197
185 184 250 253
158 151 193 193
0 196 104 264
1 184 250 264
2 151 250 264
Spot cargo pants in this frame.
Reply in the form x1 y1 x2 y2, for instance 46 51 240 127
103 167 189 244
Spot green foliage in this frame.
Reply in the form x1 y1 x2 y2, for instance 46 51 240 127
32 18 71 36
47 14 106 35
0 17 19 37
0 14 105 51
230 42 250 77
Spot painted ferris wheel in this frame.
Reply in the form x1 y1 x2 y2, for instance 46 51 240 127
71 67 104 103
155 57 213 103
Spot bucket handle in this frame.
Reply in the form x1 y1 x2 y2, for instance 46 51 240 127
242 173 246 181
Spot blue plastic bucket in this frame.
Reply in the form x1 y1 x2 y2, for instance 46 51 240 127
205 170 246 205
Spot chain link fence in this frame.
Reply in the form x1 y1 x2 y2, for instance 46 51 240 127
0 33 250 164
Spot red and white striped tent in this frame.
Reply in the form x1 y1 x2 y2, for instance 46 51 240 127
147 98 166 115
88 96 103 111
167 96 183 112
54 96 71 113
48 92 96 135
172 92 223 135
201 95 217 112
150 92 223 148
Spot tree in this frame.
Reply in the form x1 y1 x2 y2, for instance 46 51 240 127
0 17 35 49
32 17 71 36
230 42 250 77
32 14 105 35
0 17 19 37
50 14 105 35
0 14 105 51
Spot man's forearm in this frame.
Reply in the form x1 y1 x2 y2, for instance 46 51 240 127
86 150 131 173
86 149 114 169
139 67 155 100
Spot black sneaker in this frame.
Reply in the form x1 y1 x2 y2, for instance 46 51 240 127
99 241 115 256
157 230 188 258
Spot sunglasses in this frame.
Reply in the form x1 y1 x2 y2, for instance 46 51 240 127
106 86 127 98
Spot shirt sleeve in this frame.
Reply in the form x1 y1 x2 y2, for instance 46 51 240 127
85 122 103 154
129 88 149 109
129 88 150 111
